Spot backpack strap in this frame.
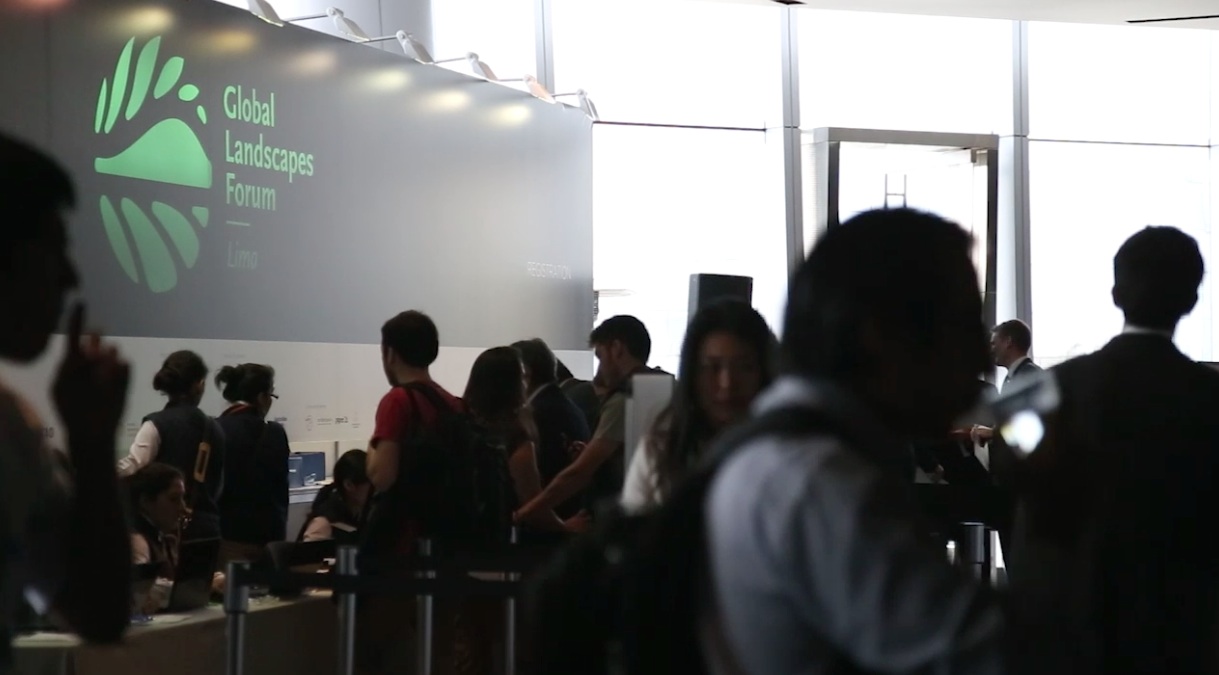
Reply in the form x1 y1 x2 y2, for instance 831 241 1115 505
700 404 852 473
622 404 853 675
399 381 458 423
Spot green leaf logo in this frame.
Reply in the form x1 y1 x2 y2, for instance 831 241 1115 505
93 36 211 293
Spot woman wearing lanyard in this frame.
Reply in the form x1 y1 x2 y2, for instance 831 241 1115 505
214 363 289 566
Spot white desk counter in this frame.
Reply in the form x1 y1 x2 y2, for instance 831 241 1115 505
14 593 336 675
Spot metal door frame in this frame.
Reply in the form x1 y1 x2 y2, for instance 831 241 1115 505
800 127 1001 329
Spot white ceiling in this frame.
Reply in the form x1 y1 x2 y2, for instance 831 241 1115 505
715 0 1219 29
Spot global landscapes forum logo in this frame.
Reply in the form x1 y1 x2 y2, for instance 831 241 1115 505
93 32 321 293
93 35 212 293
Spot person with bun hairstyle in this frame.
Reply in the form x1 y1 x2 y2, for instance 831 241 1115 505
214 363 289 565
298 449 371 545
117 350 226 540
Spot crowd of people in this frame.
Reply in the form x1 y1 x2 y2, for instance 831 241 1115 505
4 123 1219 675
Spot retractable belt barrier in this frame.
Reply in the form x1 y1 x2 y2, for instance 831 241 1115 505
224 532 554 675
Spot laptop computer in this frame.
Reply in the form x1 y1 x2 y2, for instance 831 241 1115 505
265 539 335 597
166 538 221 612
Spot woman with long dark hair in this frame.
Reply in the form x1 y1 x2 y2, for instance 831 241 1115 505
621 301 776 511
215 363 290 565
127 462 186 577
463 346 573 533
127 462 187 614
298 449 371 545
118 350 225 539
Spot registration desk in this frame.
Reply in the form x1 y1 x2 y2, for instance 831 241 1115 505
14 593 336 675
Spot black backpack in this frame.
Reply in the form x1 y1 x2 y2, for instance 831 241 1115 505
526 405 844 675
361 383 515 557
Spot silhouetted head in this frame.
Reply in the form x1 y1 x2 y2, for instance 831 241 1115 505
991 319 1032 369
153 350 208 406
512 338 558 392
128 462 185 534
464 346 527 424
555 359 575 383
0 134 80 363
589 315 650 392
215 363 277 416
1112 226 1204 331
332 449 371 515
648 301 777 501
381 310 439 385
783 208 987 439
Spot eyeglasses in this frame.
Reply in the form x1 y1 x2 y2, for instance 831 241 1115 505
269 393 279 400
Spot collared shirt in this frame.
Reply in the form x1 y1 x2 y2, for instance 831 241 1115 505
1002 356 1040 392
1122 324 1174 339
706 376 1006 675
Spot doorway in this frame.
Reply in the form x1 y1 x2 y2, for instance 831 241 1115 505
802 127 1000 328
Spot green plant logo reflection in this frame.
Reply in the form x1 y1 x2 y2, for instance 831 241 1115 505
94 36 211 293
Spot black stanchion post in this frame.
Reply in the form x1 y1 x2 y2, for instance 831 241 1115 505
961 522 989 584
415 539 434 675
504 527 519 675
336 546 358 675
224 561 252 675
988 529 1005 587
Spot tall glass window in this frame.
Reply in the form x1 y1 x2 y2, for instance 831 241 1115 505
797 10 1013 135
1028 142 1213 366
551 0 782 128
591 125 785 372
430 0 536 80
1027 22 1213 146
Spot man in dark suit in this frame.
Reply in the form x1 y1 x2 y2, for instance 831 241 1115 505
992 319 1042 391
971 320 1041 447
1009 227 1219 674
514 340 591 519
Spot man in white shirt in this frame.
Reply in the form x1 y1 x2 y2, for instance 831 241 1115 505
0 133 132 668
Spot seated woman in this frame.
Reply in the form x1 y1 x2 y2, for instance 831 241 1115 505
127 463 187 614
621 301 776 512
128 463 187 576
298 449 372 545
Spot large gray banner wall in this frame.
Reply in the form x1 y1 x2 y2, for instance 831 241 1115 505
1 0 594 350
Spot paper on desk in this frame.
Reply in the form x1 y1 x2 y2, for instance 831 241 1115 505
149 614 192 625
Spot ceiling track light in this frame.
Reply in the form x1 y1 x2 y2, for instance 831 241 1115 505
496 75 555 102
553 89 600 121
247 2 559 100
247 1 367 42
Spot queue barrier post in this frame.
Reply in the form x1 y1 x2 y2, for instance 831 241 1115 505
415 539 435 675
224 561 252 675
504 528 519 675
336 546 359 675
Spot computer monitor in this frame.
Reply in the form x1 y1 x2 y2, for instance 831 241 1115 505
624 372 675 470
